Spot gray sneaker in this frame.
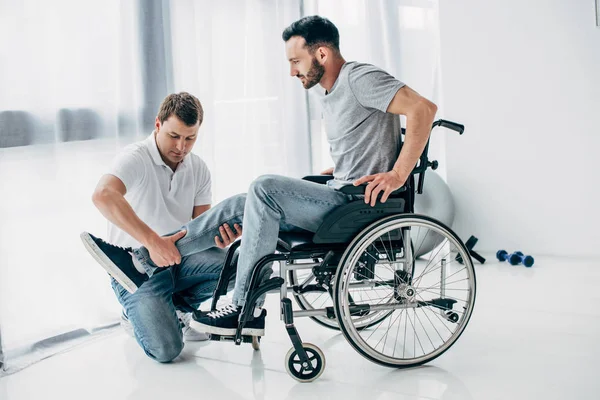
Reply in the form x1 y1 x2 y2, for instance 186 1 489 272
120 310 209 342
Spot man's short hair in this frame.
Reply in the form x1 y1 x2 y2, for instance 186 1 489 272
157 92 203 126
282 15 340 53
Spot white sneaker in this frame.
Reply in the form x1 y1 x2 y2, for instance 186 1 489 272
120 310 210 342
120 311 135 338
177 310 210 342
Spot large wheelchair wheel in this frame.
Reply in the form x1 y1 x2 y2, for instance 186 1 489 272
334 214 476 368
289 261 395 331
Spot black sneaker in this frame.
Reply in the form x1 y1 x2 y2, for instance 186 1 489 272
80 232 148 294
190 304 266 336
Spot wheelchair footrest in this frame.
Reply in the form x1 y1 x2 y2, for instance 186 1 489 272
209 333 260 343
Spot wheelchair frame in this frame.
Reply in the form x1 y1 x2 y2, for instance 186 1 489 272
207 119 474 382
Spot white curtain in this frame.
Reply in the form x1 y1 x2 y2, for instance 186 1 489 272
0 0 147 376
0 0 308 375
168 0 309 201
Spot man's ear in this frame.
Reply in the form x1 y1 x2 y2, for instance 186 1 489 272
155 116 161 132
316 47 328 64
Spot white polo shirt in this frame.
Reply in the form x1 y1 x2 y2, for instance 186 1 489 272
106 132 212 248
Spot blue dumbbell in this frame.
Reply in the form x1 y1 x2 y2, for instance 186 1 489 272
512 251 535 267
496 250 520 265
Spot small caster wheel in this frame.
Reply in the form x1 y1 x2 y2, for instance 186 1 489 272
252 336 261 351
284 343 325 382
445 311 459 323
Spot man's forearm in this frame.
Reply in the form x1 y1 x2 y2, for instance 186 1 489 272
92 190 160 248
392 101 437 182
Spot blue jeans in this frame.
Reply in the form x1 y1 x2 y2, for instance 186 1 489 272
133 175 354 307
112 248 227 363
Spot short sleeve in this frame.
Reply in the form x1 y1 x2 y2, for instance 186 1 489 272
107 148 147 192
194 159 212 206
348 64 405 113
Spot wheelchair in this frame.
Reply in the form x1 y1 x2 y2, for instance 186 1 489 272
208 120 476 382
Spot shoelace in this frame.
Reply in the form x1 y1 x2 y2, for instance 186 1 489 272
207 304 238 319
98 237 132 253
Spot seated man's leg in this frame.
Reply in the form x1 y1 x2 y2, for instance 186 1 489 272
81 194 246 292
193 175 354 334
112 270 183 363
171 247 235 310
233 175 354 306
134 193 246 277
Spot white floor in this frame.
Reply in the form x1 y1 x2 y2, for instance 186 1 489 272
1 254 599 400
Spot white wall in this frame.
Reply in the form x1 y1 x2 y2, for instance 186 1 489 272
438 0 600 257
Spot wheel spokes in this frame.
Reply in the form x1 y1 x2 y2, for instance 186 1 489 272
336 217 476 365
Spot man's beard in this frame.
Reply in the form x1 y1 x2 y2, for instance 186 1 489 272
300 57 325 89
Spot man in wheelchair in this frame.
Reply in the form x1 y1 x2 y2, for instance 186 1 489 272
81 16 438 339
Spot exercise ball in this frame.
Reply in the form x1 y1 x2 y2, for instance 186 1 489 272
412 171 455 257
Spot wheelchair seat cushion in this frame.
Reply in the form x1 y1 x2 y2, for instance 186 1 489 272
277 232 316 252
276 232 350 252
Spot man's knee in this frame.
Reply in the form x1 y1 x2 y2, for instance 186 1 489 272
143 337 184 363
127 299 185 363
229 192 247 206
249 174 284 196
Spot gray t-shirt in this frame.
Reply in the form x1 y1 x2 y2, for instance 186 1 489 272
320 61 405 189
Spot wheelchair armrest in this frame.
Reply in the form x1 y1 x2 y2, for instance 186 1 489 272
302 175 334 185
338 183 407 196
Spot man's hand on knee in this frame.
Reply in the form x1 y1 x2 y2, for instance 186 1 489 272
147 230 187 267
215 223 242 249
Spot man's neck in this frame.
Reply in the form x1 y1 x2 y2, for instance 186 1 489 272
153 130 179 171
320 57 346 93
